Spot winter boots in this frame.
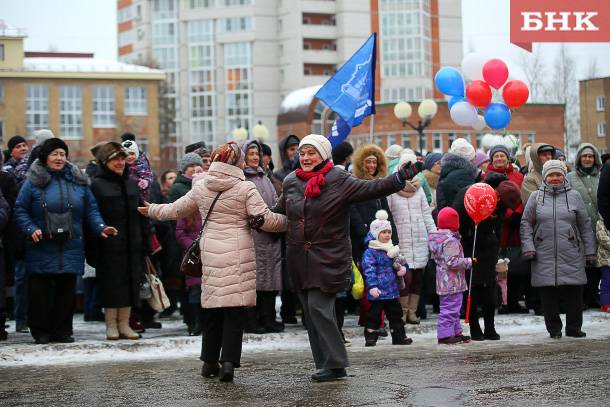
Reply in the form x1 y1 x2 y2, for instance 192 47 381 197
390 325 413 345
219 362 235 382
364 328 379 346
399 296 409 323
201 362 220 378
104 308 119 340
406 294 421 324
118 307 140 340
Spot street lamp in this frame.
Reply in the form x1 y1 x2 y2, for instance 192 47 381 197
252 121 269 142
232 125 248 141
393 99 438 153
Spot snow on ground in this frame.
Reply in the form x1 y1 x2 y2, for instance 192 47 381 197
1 310 609 367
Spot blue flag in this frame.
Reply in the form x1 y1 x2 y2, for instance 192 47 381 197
315 33 377 148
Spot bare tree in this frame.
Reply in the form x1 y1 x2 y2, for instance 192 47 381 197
550 45 579 157
517 44 547 102
586 56 599 79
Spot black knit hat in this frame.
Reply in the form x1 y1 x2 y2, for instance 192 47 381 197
121 132 136 142
7 135 27 153
39 138 69 164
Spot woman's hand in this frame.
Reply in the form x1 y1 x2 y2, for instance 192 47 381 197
522 251 535 260
101 226 118 238
138 179 149 190
31 229 43 243
397 266 407 277
369 287 381 298
137 201 150 217
248 214 265 230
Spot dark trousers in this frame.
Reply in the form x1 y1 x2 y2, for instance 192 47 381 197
200 306 246 367
28 273 76 340
540 285 584 334
257 290 279 325
365 299 404 331
468 283 496 334
83 277 102 318
584 267 601 307
335 296 347 330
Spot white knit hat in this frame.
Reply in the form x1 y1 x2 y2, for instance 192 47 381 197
370 210 392 240
384 144 404 160
122 140 140 160
450 138 476 162
299 134 332 161
396 149 418 171
542 159 567 179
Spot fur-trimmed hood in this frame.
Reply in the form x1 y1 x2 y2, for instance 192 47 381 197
26 158 89 188
440 152 477 179
352 144 388 180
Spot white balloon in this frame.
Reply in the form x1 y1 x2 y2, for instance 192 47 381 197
450 101 478 127
461 53 486 81
471 115 486 131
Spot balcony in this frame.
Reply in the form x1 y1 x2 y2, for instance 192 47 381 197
301 24 337 39
302 49 337 65
301 0 336 14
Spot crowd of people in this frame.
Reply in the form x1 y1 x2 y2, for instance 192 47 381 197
0 128 609 383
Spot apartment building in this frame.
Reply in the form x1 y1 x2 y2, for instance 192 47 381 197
580 77 610 154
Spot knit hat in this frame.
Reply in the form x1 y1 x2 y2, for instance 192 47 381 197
450 138 476 162
122 140 139 159
473 151 490 168
580 146 596 156
7 135 27 153
121 132 136 142
437 207 460 232
542 159 567 179
211 142 245 167
385 144 404 161
299 134 332 161
397 150 418 170
32 129 55 146
537 144 555 154
179 152 204 173
496 180 521 210
96 141 127 165
369 210 392 240
185 141 206 154
39 138 69 164
489 145 511 160
554 148 566 160
424 152 442 171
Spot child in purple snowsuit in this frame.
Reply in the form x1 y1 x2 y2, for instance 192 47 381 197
428 207 474 345
361 210 412 347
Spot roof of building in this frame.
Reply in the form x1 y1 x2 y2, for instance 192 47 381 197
23 57 163 74
280 85 322 114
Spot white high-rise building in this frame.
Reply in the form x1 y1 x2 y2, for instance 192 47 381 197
117 0 462 155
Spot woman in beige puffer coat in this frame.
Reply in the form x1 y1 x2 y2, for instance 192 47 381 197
141 142 287 383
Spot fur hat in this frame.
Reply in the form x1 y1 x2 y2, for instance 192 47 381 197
369 210 392 240
179 152 204 173
437 207 460 232
7 135 27 153
32 129 55 147
39 138 69 164
299 134 332 161
450 138 476 162
353 144 388 180
542 159 567 179
424 152 442 171
122 140 139 159
96 141 127 165
496 180 521 210
384 144 404 161
489 144 511 161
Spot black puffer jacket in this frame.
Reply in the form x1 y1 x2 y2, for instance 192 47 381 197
437 153 478 210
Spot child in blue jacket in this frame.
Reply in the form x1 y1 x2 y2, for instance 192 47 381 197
361 210 411 346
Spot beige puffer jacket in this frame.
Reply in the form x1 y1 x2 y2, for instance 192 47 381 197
147 162 287 308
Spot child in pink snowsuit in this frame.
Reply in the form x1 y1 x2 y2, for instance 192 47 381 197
428 207 474 345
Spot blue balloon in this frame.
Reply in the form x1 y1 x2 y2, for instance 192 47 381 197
484 103 511 130
448 96 467 110
434 67 465 97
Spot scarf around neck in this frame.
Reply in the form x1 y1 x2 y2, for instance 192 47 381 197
368 239 400 258
397 177 421 198
295 160 334 198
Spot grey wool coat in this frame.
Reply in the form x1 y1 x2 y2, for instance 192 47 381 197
520 182 596 287
245 164 282 291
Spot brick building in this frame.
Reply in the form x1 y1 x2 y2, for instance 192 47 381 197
0 27 166 172
580 77 610 154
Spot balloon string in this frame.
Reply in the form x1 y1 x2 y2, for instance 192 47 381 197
465 224 478 324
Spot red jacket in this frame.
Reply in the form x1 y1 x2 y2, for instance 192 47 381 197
485 163 524 247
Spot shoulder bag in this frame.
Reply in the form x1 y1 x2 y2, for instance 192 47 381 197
41 181 74 242
180 192 222 277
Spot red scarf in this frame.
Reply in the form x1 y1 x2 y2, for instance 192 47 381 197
295 161 334 198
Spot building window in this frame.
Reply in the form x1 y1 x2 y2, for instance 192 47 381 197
60 86 82 139
0 81 4 103
189 19 216 145
388 134 397 146
118 30 135 48
225 42 253 131
125 87 148 115
25 84 49 136
190 0 215 7
218 17 253 33
598 122 606 138
402 133 411 149
118 5 133 24
448 132 456 146
528 132 536 144
433 133 441 151
93 86 115 128
475 133 483 149
223 0 252 6
0 44 4 61
597 96 606 112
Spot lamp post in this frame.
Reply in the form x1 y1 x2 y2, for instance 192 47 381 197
393 99 438 153
232 125 248 141
252 121 270 142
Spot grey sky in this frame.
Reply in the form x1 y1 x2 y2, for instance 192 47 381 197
2 0 609 79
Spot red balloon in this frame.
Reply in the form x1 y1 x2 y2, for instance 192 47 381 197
502 80 529 108
482 59 509 89
464 183 498 225
466 80 492 107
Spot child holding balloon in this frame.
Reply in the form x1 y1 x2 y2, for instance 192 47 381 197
428 207 475 345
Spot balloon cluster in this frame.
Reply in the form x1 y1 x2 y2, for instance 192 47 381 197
434 54 530 131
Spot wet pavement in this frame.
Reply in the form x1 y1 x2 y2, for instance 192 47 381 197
1 335 609 406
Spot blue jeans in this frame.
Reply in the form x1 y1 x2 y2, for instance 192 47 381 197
13 260 27 329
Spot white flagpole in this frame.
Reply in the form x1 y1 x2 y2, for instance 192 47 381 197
369 114 375 144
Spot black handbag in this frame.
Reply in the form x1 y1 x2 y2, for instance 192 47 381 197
41 183 74 242
180 192 222 277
